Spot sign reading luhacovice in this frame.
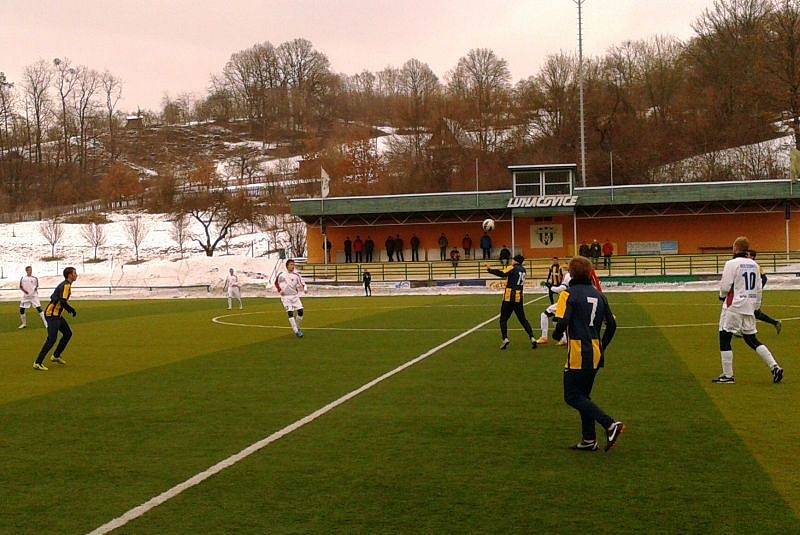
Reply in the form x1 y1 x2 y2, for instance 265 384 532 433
507 195 578 208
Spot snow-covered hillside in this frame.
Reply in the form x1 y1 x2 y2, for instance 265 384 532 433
651 134 793 182
0 212 287 300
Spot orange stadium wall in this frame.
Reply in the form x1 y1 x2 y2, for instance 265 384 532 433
305 210 798 263
575 211 798 255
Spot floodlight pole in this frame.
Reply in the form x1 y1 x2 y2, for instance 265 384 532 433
575 0 587 188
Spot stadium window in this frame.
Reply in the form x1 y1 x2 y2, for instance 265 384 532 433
514 171 541 197
543 170 572 195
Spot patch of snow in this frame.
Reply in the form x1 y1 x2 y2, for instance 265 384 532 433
0 211 303 300
651 134 793 182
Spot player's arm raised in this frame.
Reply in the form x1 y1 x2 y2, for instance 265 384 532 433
486 265 512 278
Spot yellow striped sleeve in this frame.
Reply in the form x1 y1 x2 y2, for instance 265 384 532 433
555 290 569 319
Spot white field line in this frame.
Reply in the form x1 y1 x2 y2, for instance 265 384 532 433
212 312 800 332
88 295 547 535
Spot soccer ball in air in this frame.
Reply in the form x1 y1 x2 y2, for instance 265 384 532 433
482 218 495 232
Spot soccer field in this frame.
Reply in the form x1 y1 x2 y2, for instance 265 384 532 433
1 291 798 533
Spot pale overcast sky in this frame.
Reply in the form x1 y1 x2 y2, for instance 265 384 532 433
1 0 715 111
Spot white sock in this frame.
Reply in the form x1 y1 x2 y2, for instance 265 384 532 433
296 315 303 326
755 345 778 369
721 350 734 377
227 297 232 309
540 313 549 338
39 311 46 326
238 298 243 309
288 317 298 333
20 314 26 326
560 334 567 344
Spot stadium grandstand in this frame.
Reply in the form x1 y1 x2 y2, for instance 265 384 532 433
290 164 800 284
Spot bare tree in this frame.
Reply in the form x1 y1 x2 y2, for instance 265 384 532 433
178 160 259 259
223 42 282 140
448 48 512 151
170 213 190 258
283 214 307 258
277 38 331 130
101 70 123 159
400 59 440 155
39 219 64 258
532 52 577 138
81 222 107 260
180 192 258 257
22 60 52 164
0 72 16 161
224 146 261 184
124 214 150 262
222 224 238 254
72 68 100 173
52 57 78 165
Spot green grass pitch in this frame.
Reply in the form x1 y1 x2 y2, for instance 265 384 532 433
1 291 798 533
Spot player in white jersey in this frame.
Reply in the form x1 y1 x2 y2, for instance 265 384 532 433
223 268 243 310
537 272 571 345
274 259 307 338
19 265 47 329
714 236 783 384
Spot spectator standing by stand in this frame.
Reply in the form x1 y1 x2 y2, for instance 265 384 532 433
439 233 449 261
395 235 405 261
602 239 613 268
411 234 421 261
462 234 473 258
385 235 395 262
344 237 353 263
365 236 375 262
480 232 492 260
579 241 590 257
353 236 364 263
589 239 601 266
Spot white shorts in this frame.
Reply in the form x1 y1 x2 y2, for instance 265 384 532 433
20 296 41 309
719 308 757 335
281 295 303 312
227 287 241 299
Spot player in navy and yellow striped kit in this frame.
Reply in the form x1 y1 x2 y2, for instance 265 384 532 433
485 254 537 350
552 256 624 451
33 267 78 371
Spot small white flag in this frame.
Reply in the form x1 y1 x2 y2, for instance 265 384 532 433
320 166 330 198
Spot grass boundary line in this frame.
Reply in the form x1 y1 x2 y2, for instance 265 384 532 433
88 295 546 534
212 313 800 332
